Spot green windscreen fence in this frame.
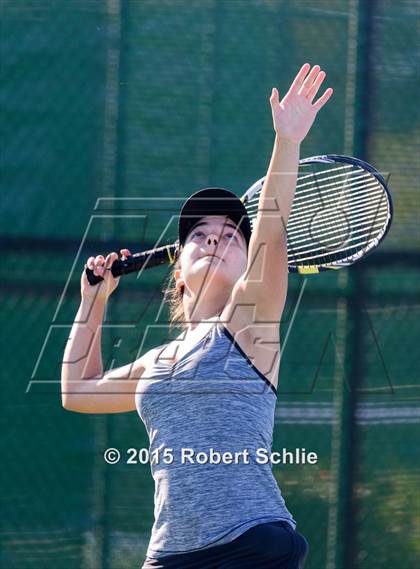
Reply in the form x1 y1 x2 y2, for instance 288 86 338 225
1 1 419 568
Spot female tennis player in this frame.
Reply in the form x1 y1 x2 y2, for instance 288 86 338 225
62 63 332 568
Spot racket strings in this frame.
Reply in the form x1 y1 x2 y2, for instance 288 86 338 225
287 194 387 235
248 169 383 222
245 168 379 221
289 166 389 265
288 222 386 262
290 176 381 212
287 215 387 251
287 184 384 229
292 165 361 193
295 162 353 182
245 162 391 268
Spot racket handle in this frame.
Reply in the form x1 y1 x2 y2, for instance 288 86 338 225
86 268 105 286
85 243 178 286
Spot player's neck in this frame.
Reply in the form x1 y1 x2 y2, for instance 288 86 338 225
184 304 224 331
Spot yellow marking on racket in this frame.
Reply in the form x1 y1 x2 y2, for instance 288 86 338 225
297 265 319 274
166 246 175 264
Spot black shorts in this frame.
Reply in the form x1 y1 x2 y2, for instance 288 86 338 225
141 521 309 569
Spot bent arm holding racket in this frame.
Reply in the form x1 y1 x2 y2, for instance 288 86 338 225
61 247 149 413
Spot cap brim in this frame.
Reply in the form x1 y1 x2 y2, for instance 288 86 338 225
177 188 252 248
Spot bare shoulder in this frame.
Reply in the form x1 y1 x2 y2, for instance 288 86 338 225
136 342 169 375
138 345 163 364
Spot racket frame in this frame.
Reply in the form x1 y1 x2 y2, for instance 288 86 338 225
240 154 393 274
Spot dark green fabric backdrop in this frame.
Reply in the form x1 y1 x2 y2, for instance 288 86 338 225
1 1 418 568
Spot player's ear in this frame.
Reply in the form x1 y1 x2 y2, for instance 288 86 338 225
174 268 184 291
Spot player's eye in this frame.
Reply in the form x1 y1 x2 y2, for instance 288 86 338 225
192 230 204 238
224 232 237 240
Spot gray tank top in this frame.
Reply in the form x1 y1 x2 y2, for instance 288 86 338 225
135 316 296 558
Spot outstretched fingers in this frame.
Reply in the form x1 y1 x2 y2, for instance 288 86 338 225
269 63 333 141
313 87 334 112
298 65 321 96
270 87 280 105
306 70 326 102
288 63 311 94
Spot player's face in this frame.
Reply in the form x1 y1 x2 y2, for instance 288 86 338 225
176 215 248 295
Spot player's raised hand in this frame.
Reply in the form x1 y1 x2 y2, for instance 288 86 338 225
269 63 333 144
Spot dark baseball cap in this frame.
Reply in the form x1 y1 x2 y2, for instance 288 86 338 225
177 188 252 249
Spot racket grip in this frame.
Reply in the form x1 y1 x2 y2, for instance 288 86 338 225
86 268 104 286
85 244 178 286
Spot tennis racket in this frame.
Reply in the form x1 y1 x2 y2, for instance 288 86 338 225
86 154 393 285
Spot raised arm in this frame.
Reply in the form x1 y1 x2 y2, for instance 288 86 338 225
225 64 333 325
256 63 333 239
